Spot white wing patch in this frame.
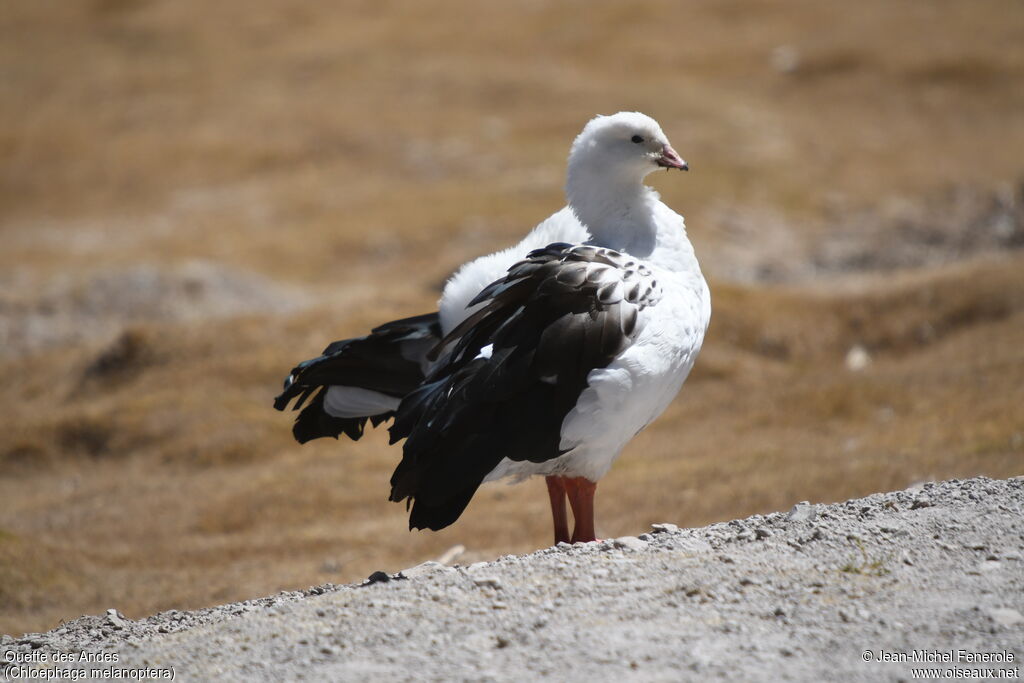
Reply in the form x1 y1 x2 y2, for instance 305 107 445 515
324 386 400 418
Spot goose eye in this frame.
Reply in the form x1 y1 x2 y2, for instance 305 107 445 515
631 135 644 144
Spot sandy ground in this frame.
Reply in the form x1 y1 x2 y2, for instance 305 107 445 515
3 476 1021 681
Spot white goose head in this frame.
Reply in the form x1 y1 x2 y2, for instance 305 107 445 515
569 112 686 178
565 112 687 251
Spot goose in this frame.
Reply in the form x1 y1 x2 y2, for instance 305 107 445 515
274 111 710 545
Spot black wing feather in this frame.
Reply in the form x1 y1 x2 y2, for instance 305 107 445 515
274 312 442 443
387 244 656 531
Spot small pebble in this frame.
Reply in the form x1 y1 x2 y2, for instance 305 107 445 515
613 536 649 552
845 345 871 371
105 609 127 630
988 608 1024 628
787 503 817 524
365 571 391 585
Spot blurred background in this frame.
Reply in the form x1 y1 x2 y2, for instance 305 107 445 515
2 0 1022 636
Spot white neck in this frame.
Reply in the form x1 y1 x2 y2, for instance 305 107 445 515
565 160 701 277
569 162 655 253
566 162 660 257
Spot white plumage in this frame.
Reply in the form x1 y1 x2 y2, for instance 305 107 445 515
441 113 710 485
277 111 710 544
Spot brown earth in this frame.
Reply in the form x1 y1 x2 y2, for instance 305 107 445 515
1 0 1023 636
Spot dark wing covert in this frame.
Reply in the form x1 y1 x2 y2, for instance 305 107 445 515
273 312 441 443
388 242 661 530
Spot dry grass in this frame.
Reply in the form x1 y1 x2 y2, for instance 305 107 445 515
2 0 1024 636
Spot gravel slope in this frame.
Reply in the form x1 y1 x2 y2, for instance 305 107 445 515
3 476 1022 682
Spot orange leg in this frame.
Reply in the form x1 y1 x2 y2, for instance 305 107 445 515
564 476 598 543
545 476 571 545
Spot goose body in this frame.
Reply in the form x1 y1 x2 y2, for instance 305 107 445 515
275 112 710 544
